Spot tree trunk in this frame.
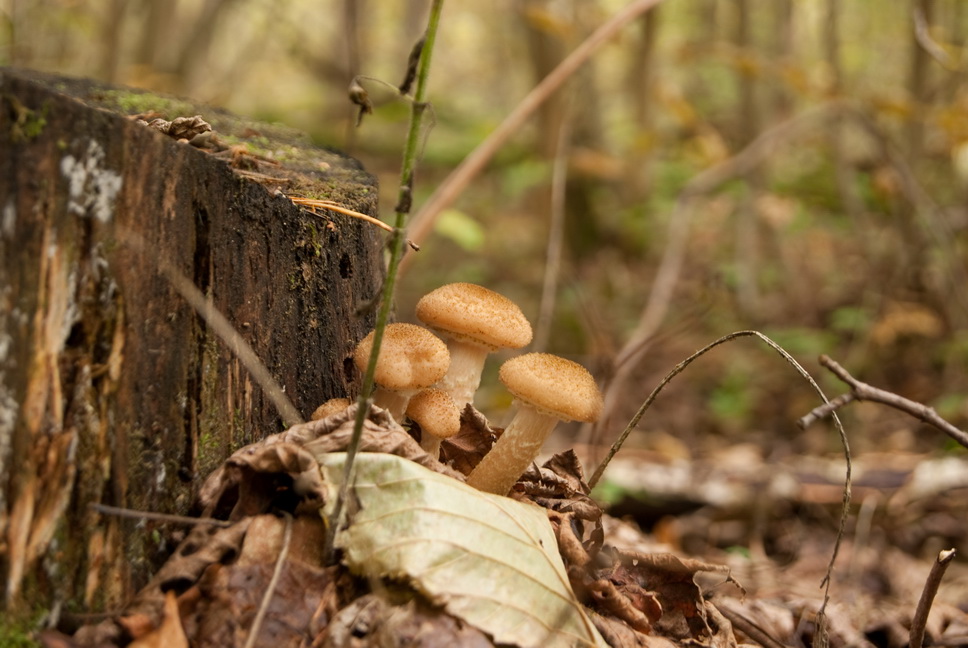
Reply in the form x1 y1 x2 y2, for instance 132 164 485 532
0 67 384 617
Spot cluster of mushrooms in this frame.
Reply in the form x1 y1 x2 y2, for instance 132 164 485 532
314 283 603 497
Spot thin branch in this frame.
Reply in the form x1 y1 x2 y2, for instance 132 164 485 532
912 7 957 71
158 257 304 427
121 231 304 427
327 0 444 562
90 503 232 528
290 197 420 250
717 602 793 648
399 0 666 274
588 330 851 636
534 96 573 352
910 549 957 648
799 355 968 449
599 103 845 431
244 512 294 648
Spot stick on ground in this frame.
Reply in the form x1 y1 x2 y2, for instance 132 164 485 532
910 549 957 648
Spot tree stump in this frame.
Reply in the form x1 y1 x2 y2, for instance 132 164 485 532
0 67 385 617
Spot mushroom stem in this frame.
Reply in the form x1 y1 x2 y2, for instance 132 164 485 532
465 405 558 495
419 435 443 457
372 387 412 423
437 342 490 408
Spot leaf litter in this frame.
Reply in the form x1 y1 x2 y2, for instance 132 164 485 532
47 402 756 648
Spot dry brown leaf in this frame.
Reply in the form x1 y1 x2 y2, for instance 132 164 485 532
438 404 498 475
323 593 495 648
590 611 679 648
614 550 741 646
129 590 188 648
180 552 337 647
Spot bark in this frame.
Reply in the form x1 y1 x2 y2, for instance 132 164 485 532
0 68 384 615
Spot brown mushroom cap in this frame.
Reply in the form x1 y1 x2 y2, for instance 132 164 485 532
310 398 351 421
498 353 603 423
353 323 450 391
415 283 533 351
406 388 461 441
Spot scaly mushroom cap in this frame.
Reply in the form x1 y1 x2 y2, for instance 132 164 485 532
466 353 602 494
407 388 461 446
353 323 450 391
499 353 603 423
310 398 351 421
415 283 533 351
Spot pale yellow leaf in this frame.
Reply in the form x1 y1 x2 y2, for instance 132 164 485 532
320 453 608 648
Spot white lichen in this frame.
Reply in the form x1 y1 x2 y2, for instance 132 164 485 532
2 199 14 238
59 140 123 223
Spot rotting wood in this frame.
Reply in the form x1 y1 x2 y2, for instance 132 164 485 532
0 67 384 615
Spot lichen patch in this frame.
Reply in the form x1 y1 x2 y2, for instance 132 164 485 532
59 139 123 223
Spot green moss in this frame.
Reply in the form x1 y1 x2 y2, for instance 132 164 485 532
5 94 49 142
102 89 195 117
0 611 45 647
196 335 228 477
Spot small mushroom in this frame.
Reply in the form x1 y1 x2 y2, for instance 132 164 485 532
415 283 532 409
466 353 602 495
406 388 461 459
353 323 450 423
310 398 351 421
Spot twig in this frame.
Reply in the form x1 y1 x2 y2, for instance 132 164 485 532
399 0 666 274
912 7 957 71
910 549 957 648
327 0 444 562
600 102 845 428
90 503 232 528
588 330 852 641
717 602 793 648
244 512 294 648
289 197 420 250
799 355 968 449
534 95 573 352
158 256 305 427
120 232 304 428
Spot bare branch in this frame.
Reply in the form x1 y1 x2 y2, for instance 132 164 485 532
799 355 968 449
910 549 957 648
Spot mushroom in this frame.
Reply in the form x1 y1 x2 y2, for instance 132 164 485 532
415 283 532 408
466 353 602 495
353 323 450 423
310 398 351 421
406 388 461 459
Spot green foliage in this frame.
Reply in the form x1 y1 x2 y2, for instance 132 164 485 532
435 209 485 251
0 617 42 648
709 366 754 424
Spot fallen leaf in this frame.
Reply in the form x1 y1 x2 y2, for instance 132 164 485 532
439 404 498 475
320 452 608 648
324 593 495 648
129 590 188 648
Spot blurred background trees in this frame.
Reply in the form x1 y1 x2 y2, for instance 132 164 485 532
5 0 968 462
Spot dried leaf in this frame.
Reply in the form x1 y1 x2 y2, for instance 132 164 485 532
324 593 495 648
439 404 498 475
180 553 336 647
590 610 679 648
199 404 462 516
129 591 188 648
320 453 608 648
615 551 741 645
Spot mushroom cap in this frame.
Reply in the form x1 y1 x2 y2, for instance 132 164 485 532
406 388 461 440
498 353 603 423
353 324 450 391
415 283 533 351
310 398 351 421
